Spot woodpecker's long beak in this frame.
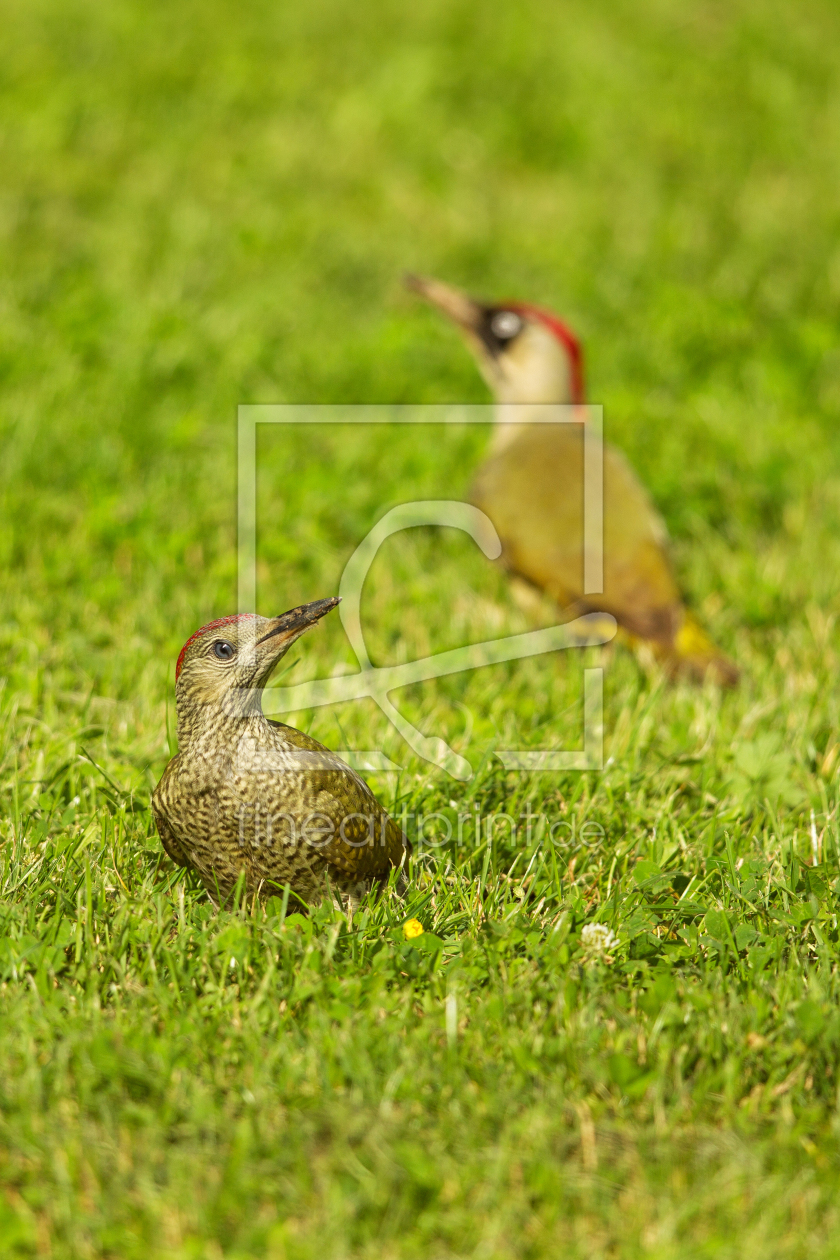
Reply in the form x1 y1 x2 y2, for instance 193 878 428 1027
404 273 484 333
257 597 340 649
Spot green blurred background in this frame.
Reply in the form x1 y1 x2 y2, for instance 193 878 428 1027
4 0 840 678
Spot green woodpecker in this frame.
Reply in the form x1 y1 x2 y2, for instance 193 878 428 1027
152 599 410 908
407 274 737 685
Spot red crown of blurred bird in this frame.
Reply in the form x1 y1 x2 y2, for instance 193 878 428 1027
406 274 737 685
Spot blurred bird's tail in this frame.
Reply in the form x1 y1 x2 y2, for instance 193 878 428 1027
665 611 739 687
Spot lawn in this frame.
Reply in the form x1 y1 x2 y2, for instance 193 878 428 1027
3 0 840 1254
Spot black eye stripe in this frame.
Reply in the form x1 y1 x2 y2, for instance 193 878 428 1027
478 308 523 356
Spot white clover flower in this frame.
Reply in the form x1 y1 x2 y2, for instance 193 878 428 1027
580 923 618 955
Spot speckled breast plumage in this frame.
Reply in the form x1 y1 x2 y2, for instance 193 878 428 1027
152 717 408 907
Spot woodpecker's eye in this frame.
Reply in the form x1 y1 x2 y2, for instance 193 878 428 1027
213 641 235 661
490 310 522 341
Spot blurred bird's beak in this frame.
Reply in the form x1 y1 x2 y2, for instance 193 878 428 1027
257 598 340 650
404 273 484 333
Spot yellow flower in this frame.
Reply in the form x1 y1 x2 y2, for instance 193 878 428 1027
403 918 424 940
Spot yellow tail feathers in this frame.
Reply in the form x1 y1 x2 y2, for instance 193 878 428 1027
670 612 739 686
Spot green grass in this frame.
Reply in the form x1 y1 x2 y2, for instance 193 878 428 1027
3 0 840 1253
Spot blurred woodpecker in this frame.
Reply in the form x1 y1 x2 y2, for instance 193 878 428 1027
152 599 410 908
407 274 737 685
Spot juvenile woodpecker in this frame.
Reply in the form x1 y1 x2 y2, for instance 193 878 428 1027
152 599 410 907
407 274 737 685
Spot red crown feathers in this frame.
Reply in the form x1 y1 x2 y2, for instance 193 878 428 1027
175 613 257 681
508 303 585 406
